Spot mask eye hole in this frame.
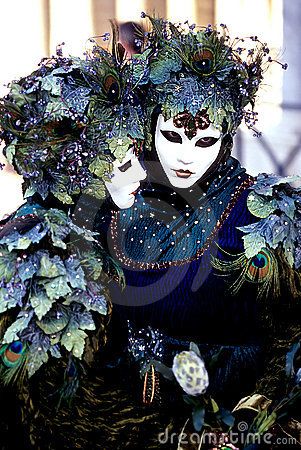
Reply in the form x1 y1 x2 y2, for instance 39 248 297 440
118 159 132 172
160 130 182 144
195 136 219 148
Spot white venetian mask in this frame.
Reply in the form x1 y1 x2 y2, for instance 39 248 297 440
155 114 222 188
105 148 146 209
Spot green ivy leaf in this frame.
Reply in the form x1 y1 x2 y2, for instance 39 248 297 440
89 155 113 179
65 257 86 290
83 178 107 199
45 100 70 120
42 276 72 300
37 254 66 278
150 50 182 84
0 248 17 281
51 183 73 205
247 192 277 218
30 290 55 321
2 311 33 344
27 344 49 378
4 142 16 165
107 136 132 162
130 48 152 84
5 235 32 252
242 232 266 259
9 83 33 107
278 193 296 220
40 74 62 96
44 209 69 249
36 307 69 334
61 327 87 358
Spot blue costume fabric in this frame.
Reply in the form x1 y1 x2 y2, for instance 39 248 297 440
94 157 268 408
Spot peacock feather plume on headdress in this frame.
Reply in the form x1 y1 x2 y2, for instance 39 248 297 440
140 14 287 137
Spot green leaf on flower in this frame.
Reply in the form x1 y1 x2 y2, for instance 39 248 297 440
37 253 66 278
4 142 16 165
216 407 235 427
83 178 107 200
107 136 132 162
61 327 87 358
0 248 17 281
36 307 69 334
211 397 220 413
2 311 33 344
40 74 62 96
65 257 86 290
189 342 201 358
51 182 73 205
150 50 182 84
45 100 70 121
27 343 49 378
42 276 71 300
242 232 266 259
247 192 277 218
89 156 113 180
30 290 55 321
44 209 69 249
149 360 175 381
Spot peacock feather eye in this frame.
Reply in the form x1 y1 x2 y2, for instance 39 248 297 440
192 48 214 75
2 341 26 367
248 250 270 280
103 74 120 102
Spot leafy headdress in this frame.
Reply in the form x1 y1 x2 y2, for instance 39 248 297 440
141 15 286 142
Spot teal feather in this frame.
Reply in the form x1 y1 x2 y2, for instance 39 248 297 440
0 341 28 385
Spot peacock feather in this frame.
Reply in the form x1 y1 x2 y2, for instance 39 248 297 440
211 246 281 300
0 341 28 385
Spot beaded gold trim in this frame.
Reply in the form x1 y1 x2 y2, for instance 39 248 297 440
110 176 254 269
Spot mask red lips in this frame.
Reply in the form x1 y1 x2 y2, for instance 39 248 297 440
173 169 195 179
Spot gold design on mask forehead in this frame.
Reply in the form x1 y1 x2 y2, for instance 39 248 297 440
173 110 211 139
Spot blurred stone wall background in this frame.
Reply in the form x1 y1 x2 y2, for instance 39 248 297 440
0 0 299 219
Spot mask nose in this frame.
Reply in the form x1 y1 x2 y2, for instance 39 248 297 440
177 157 194 165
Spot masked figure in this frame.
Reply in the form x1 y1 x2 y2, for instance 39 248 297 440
0 16 300 450
94 16 301 449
